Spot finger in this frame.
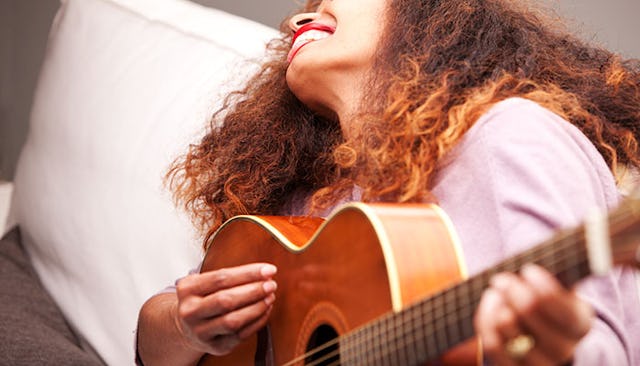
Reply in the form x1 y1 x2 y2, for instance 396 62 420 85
200 303 275 357
193 295 275 342
520 264 593 339
181 280 277 322
491 269 584 363
178 263 277 297
237 300 274 340
475 288 518 366
517 313 576 363
494 294 521 341
203 332 241 356
519 346 555 366
490 271 542 322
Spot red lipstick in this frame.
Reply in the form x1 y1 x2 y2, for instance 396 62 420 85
288 22 336 63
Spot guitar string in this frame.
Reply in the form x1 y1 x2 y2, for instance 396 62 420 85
281 204 634 365
281 237 591 366
287 235 592 366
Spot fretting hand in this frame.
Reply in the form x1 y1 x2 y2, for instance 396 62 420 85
474 264 594 365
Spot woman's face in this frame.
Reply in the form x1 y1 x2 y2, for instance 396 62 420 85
285 0 389 122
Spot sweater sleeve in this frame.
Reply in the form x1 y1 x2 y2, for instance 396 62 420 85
432 98 640 365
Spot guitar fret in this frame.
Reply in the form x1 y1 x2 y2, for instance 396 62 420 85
376 315 386 365
436 294 450 354
408 305 422 359
362 321 375 365
423 300 438 361
400 309 411 364
402 308 414 365
393 311 405 366
370 318 379 365
341 333 353 365
396 312 406 365
355 324 365 365
378 315 389 365
389 313 403 365
413 301 428 362
562 235 576 271
347 323 360 365
451 283 465 343
409 305 424 364
370 322 380 366
575 242 586 276
404 303 417 363
458 281 475 340
388 313 398 365
445 289 459 346
459 309 475 341
392 313 402 364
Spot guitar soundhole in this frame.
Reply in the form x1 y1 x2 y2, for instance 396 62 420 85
305 324 339 365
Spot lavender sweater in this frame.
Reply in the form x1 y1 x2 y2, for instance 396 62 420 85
164 98 639 364
429 98 639 365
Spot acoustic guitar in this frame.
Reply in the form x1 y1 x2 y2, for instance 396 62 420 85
198 199 640 366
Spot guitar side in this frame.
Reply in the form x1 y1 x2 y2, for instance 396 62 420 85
198 203 478 366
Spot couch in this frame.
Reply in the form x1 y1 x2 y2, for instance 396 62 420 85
1 0 278 364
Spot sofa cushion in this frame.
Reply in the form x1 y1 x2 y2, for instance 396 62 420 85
9 0 277 364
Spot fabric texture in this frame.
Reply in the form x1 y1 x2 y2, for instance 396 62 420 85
0 227 105 366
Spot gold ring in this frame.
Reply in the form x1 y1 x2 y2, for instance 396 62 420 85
505 334 535 359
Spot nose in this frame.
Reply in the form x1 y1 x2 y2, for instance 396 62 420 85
289 12 318 33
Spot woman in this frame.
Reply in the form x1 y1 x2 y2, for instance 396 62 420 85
137 0 640 365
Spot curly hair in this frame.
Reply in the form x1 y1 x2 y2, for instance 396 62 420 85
168 0 640 249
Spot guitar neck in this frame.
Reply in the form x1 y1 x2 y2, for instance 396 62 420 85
338 200 640 365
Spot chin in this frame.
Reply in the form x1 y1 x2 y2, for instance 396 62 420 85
285 62 306 94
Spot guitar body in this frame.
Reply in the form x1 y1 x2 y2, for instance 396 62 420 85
199 203 480 366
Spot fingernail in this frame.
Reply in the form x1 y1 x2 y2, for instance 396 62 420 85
490 273 510 290
261 264 277 277
263 280 277 293
521 263 544 278
264 293 276 306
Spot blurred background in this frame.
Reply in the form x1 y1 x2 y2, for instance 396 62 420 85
0 0 639 181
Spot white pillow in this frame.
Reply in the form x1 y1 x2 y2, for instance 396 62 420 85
8 0 278 364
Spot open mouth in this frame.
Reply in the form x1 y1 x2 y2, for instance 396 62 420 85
287 23 336 63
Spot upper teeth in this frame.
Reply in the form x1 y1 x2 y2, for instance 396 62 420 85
293 29 332 48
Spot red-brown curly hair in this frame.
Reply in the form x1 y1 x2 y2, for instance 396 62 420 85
168 0 640 249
